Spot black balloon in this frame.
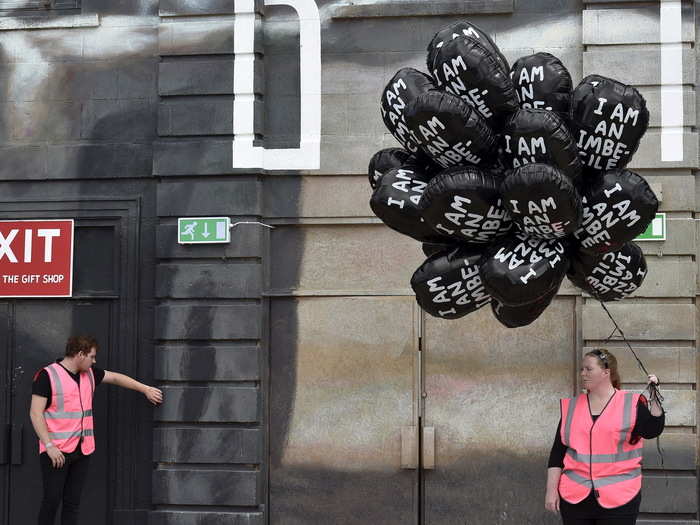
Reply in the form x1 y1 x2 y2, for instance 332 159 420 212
568 242 647 301
431 36 518 129
501 108 582 180
370 165 449 243
572 169 658 253
404 90 496 169
411 246 490 319
510 52 572 120
420 166 511 243
381 68 436 155
368 148 414 189
501 163 582 239
422 241 458 258
426 21 509 77
480 233 568 306
570 75 649 174
491 285 558 328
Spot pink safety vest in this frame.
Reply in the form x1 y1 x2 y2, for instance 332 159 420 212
558 390 643 508
39 363 96 455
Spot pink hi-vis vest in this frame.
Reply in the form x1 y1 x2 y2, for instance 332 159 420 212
39 363 95 455
558 391 643 508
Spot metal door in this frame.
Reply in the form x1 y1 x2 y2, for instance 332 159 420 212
7 300 114 525
422 298 578 524
269 295 421 525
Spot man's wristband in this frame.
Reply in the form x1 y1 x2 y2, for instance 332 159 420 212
45 442 54 449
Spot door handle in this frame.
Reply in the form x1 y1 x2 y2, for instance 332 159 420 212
422 426 435 470
11 424 21 465
400 426 418 469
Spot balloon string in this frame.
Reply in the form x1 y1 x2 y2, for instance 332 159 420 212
599 301 667 483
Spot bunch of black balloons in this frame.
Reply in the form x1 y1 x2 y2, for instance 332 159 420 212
369 20 659 328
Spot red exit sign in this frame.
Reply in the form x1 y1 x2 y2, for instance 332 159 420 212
0 220 74 297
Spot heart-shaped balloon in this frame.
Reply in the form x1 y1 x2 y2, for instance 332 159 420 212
420 166 512 243
404 90 497 169
370 164 451 243
500 108 582 180
480 233 568 306
568 241 647 301
491 285 558 328
510 52 572 120
572 169 658 253
380 68 436 155
501 163 582 239
570 75 649 175
430 35 518 129
411 246 490 319
426 21 509 77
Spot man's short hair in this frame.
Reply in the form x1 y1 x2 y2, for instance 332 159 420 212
65 335 99 357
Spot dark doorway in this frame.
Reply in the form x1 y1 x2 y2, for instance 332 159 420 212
0 198 145 525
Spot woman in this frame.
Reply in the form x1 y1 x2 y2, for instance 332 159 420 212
545 348 664 524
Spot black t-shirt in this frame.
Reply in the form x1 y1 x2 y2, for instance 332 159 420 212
32 360 105 410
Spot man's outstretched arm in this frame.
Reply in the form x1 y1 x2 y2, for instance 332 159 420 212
102 371 163 405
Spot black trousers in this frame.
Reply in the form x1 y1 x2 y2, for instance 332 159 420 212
562 518 636 525
38 450 91 525
560 492 640 525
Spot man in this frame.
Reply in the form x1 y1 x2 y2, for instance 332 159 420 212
29 335 163 525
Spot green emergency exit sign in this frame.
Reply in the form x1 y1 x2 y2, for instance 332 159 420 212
178 217 231 244
635 213 666 241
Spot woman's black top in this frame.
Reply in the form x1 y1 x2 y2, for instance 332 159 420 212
549 395 665 516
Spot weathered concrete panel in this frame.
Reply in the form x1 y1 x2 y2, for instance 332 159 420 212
155 345 259 381
656 390 696 427
154 428 260 463
155 304 260 340
583 6 695 45
116 59 158 99
46 143 152 179
264 175 372 218
83 26 158 59
156 179 260 216
0 145 46 180
628 131 699 170
11 101 81 141
638 258 696 298
156 263 262 299
331 0 514 18
583 49 696 86
156 224 263 259
158 98 261 137
641 476 697 513
637 87 696 128
643 433 696 470
638 216 696 256
158 60 235 96
150 511 263 525
159 18 235 55
269 224 424 294
584 346 696 384
156 386 259 422
153 140 243 176
159 0 263 16
645 175 694 212
153 469 258 505
82 99 156 141
582 303 695 340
